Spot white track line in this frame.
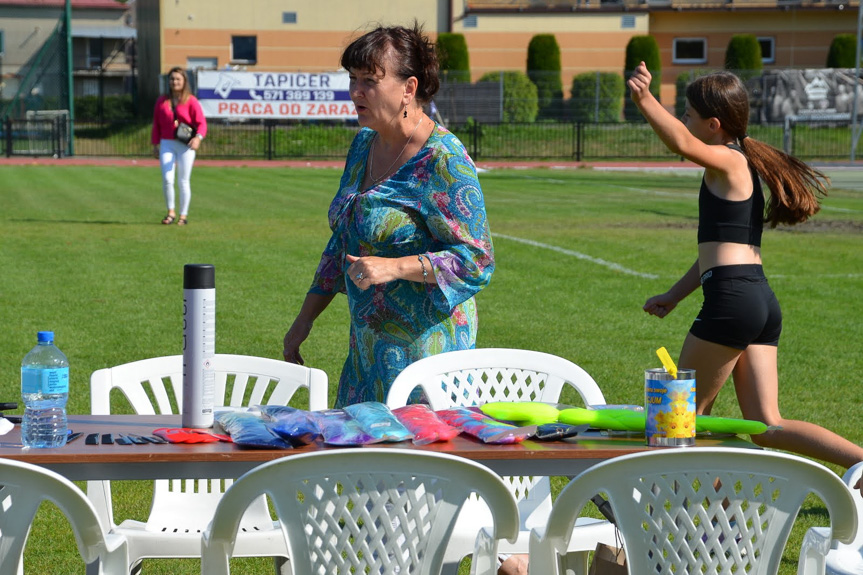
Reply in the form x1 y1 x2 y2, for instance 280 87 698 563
495 233 660 279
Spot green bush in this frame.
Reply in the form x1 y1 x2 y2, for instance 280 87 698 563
74 95 136 122
570 72 625 123
478 70 538 123
624 35 661 121
827 34 859 68
527 34 564 120
725 34 762 81
437 33 471 83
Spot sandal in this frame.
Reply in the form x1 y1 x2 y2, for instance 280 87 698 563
161 214 176 225
177 217 188 226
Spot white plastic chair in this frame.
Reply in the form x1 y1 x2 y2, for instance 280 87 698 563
798 461 863 575
86 353 328 574
530 447 858 575
386 348 618 574
200 448 520 575
0 458 128 575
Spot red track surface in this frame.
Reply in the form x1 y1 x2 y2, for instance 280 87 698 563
0 156 701 170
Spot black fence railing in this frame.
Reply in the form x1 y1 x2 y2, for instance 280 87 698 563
2 117 856 162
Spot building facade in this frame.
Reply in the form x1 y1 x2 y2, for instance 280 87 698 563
133 0 859 112
0 0 136 104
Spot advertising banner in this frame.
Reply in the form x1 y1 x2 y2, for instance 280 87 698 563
196 71 356 120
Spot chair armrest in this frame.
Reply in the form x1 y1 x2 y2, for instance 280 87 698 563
471 527 499 575
797 526 832 575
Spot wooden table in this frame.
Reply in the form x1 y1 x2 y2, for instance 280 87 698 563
0 414 758 481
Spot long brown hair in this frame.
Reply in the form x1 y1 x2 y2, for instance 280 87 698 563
686 72 828 227
166 66 192 104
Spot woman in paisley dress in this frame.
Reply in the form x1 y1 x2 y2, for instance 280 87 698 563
283 23 495 409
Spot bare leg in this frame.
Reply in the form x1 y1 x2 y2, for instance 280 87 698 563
732 345 863 469
678 332 741 416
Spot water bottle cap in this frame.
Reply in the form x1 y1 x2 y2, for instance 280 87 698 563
37 331 55 343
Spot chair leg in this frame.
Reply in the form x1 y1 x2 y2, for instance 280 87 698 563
274 556 293 575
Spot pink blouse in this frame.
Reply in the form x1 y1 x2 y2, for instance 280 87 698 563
151 95 208 145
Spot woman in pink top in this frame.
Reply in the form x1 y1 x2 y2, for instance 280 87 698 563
151 67 207 226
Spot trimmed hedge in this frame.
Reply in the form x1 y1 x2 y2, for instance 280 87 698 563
437 33 471 83
725 35 762 82
570 72 625 123
624 35 661 121
827 34 859 68
527 34 564 120
478 71 538 123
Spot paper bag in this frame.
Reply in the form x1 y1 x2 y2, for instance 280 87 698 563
588 542 627 575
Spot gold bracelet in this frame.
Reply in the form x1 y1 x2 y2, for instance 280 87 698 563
418 254 428 285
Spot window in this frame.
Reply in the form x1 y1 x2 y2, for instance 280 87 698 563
87 38 103 69
463 14 477 28
672 38 707 65
758 37 775 64
231 35 257 64
282 12 297 24
621 15 635 29
187 57 218 70
0 30 5 57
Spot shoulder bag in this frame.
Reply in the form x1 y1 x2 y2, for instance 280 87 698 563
171 100 195 144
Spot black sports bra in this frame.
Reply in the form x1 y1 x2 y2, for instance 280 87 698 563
697 144 764 247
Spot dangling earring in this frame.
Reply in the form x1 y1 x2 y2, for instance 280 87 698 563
403 108 408 119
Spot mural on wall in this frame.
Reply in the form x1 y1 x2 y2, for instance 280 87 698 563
762 69 862 122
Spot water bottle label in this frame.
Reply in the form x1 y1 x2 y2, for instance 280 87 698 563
22 367 69 394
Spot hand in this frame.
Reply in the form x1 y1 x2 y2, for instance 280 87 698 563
283 320 312 365
627 61 653 104
153 145 159 159
346 254 399 291
643 292 678 319
188 136 201 151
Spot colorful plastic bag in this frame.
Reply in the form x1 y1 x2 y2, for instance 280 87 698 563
436 407 534 444
343 401 413 443
391 404 460 445
259 405 322 445
215 411 293 449
312 409 379 446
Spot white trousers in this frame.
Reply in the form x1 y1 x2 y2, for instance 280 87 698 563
159 138 196 216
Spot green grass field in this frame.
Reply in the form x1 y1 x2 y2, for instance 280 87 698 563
1 163 861 573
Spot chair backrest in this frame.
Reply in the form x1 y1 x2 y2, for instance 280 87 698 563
201 449 520 575
0 458 128 575
386 348 605 409
90 353 328 415
386 348 605 530
87 353 328 531
531 447 857 575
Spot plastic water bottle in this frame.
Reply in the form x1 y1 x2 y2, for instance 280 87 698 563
21 331 69 448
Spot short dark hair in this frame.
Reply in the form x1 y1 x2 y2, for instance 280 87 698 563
340 22 440 103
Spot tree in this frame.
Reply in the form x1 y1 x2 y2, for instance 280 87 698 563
527 34 564 120
436 33 470 83
827 34 859 68
478 71 538 123
725 35 762 81
624 36 661 121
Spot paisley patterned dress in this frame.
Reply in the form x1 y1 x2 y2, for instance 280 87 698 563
309 124 495 407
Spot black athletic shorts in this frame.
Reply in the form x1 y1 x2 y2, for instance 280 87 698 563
689 264 782 349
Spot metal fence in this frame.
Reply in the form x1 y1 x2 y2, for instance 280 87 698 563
1 116 856 161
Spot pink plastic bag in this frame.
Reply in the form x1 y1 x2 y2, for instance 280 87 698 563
392 404 461 445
